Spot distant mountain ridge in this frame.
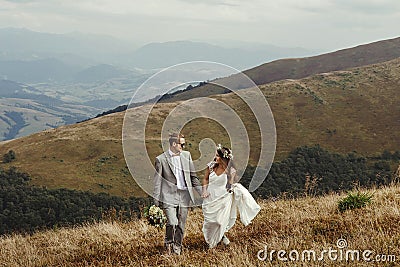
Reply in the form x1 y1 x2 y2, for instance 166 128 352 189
159 36 400 102
0 27 134 63
124 40 314 69
244 36 400 86
0 28 315 71
0 59 139 83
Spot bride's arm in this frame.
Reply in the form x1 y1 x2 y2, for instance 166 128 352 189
227 167 237 192
201 168 210 198
232 168 237 182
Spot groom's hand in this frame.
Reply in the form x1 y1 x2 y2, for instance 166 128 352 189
201 191 210 198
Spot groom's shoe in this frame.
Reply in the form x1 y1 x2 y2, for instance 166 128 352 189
172 244 182 255
164 243 173 255
222 235 230 246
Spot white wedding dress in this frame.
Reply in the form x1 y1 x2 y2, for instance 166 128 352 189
202 170 261 248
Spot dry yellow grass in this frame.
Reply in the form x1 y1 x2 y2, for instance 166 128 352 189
1 184 399 266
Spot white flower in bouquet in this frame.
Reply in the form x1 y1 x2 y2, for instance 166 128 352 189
143 205 167 229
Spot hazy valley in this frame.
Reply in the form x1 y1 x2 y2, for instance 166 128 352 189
0 28 318 141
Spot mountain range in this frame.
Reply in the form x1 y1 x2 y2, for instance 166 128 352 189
0 28 314 71
0 27 134 64
123 40 314 69
0 28 320 140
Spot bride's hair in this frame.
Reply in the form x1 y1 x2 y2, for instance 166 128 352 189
216 145 237 183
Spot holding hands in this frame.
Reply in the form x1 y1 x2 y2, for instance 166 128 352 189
202 184 210 198
201 190 210 198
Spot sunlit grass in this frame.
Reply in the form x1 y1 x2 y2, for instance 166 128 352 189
1 183 399 266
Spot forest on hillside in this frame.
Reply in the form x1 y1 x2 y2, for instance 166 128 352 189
241 145 399 198
0 167 145 235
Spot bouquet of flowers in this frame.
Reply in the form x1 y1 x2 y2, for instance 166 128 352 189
143 205 167 228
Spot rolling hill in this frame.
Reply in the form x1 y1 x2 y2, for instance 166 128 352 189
0 57 399 197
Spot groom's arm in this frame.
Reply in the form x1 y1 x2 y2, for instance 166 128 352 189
153 157 163 206
188 153 202 195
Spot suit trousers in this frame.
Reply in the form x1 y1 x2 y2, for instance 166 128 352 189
164 189 189 248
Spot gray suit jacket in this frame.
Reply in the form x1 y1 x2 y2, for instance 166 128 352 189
153 150 202 207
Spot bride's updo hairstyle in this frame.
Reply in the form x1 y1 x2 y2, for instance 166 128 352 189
216 144 237 183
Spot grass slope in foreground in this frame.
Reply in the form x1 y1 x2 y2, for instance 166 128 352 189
1 184 399 266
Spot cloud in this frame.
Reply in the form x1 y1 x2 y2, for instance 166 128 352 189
4 0 36 2
293 0 400 15
0 0 399 50
331 0 400 15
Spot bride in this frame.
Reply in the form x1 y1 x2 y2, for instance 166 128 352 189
201 144 261 248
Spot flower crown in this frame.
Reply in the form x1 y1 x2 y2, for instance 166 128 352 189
217 144 233 159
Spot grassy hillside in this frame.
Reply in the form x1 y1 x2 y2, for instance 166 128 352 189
0 184 399 266
0 58 399 197
262 58 400 157
0 114 143 198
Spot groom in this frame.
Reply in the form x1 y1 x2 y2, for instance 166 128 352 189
153 133 202 255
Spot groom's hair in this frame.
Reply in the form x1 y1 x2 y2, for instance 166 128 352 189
169 132 184 146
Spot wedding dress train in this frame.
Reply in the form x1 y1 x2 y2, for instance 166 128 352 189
202 171 260 248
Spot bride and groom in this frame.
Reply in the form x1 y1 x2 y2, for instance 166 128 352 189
153 133 260 255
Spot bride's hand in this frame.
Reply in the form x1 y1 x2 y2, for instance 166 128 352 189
201 191 210 198
227 183 234 193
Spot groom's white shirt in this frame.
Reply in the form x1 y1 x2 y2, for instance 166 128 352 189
168 149 187 190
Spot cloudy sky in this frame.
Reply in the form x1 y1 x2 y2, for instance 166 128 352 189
1 0 399 50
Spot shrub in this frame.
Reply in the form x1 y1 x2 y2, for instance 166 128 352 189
338 191 373 212
3 150 16 163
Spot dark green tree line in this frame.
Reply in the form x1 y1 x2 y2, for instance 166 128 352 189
240 145 396 198
0 167 148 235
